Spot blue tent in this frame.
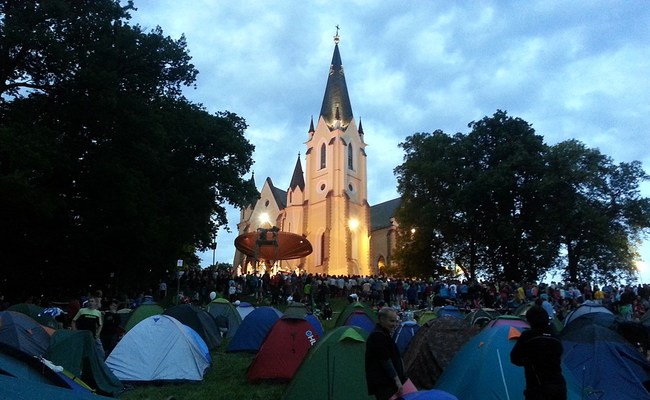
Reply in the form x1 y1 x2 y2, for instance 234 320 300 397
561 322 650 400
344 310 376 333
305 313 325 337
0 348 94 395
435 325 583 400
226 306 282 353
0 311 50 357
393 320 420 355
402 389 458 400
0 375 114 400
436 306 464 319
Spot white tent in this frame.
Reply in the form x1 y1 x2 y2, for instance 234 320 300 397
236 301 255 320
106 315 210 382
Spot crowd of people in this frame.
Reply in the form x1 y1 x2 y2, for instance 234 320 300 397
4 266 649 326
162 267 650 325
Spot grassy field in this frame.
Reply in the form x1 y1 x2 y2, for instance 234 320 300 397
117 297 348 400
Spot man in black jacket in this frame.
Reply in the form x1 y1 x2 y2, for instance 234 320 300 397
365 307 406 400
511 305 567 400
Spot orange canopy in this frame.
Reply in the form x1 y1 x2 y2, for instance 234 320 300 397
234 230 313 261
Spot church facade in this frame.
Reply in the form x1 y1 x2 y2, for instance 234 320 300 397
234 35 400 277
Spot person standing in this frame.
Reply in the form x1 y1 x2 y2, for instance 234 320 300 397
365 307 406 400
72 296 105 358
158 279 167 301
510 305 566 400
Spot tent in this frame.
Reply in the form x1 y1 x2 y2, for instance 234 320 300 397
436 306 464 319
7 303 60 329
563 300 614 326
513 301 563 332
342 310 376 333
164 304 222 349
106 315 211 382
207 298 242 339
0 375 114 400
417 310 438 325
464 308 500 328
393 320 420 355
236 301 255 320
561 321 650 400
484 315 529 329
122 303 163 332
401 389 459 400
46 329 124 396
284 302 324 337
0 348 94 395
247 315 319 382
0 311 50 357
305 313 325 337
435 325 583 400
335 302 376 328
282 326 373 400
403 316 478 390
227 306 282 353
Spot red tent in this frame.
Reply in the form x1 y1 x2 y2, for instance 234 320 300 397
246 317 319 382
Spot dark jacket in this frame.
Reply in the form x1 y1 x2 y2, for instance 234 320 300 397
511 328 566 400
365 323 405 396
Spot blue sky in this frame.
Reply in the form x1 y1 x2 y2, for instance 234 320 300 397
128 1 650 283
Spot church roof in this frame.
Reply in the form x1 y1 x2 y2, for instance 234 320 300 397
370 198 402 231
319 39 353 131
265 177 287 209
289 155 305 191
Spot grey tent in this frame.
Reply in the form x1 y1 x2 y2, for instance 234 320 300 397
403 316 479 389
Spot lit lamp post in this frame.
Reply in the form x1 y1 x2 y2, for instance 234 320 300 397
211 231 218 267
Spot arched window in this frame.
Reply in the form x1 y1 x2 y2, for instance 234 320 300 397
347 143 353 170
377 256 386 273
320 143 326 169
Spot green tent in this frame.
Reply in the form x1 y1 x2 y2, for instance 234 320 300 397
46 330 123 397
282 326 373 400
417 310 438 325
123 303 163 332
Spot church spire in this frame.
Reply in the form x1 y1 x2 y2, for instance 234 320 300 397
319 28 353 131
289 154 305 191
309 115 315 133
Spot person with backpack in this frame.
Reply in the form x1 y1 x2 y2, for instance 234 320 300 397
510 305 566 400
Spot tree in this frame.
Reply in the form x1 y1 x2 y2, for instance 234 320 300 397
546 140 650 283
394 110 650 283
0 1 257 299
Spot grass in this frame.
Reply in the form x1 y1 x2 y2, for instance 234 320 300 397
117 296 351 400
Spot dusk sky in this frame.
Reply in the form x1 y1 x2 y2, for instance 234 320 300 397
127 1 650 283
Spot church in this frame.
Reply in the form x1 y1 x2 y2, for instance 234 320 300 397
233 33 400 277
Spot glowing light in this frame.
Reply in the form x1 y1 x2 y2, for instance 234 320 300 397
259 213 272 228
349 218 359 230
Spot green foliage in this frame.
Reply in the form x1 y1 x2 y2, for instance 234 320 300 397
394 110 650 283
0 1 258 298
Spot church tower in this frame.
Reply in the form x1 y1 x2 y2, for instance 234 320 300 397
303 32 371 276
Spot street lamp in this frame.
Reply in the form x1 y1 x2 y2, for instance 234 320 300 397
211 231 218 267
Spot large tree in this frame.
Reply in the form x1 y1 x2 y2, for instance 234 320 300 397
545 140 650 283
0 1 257 299
394 110 650 283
